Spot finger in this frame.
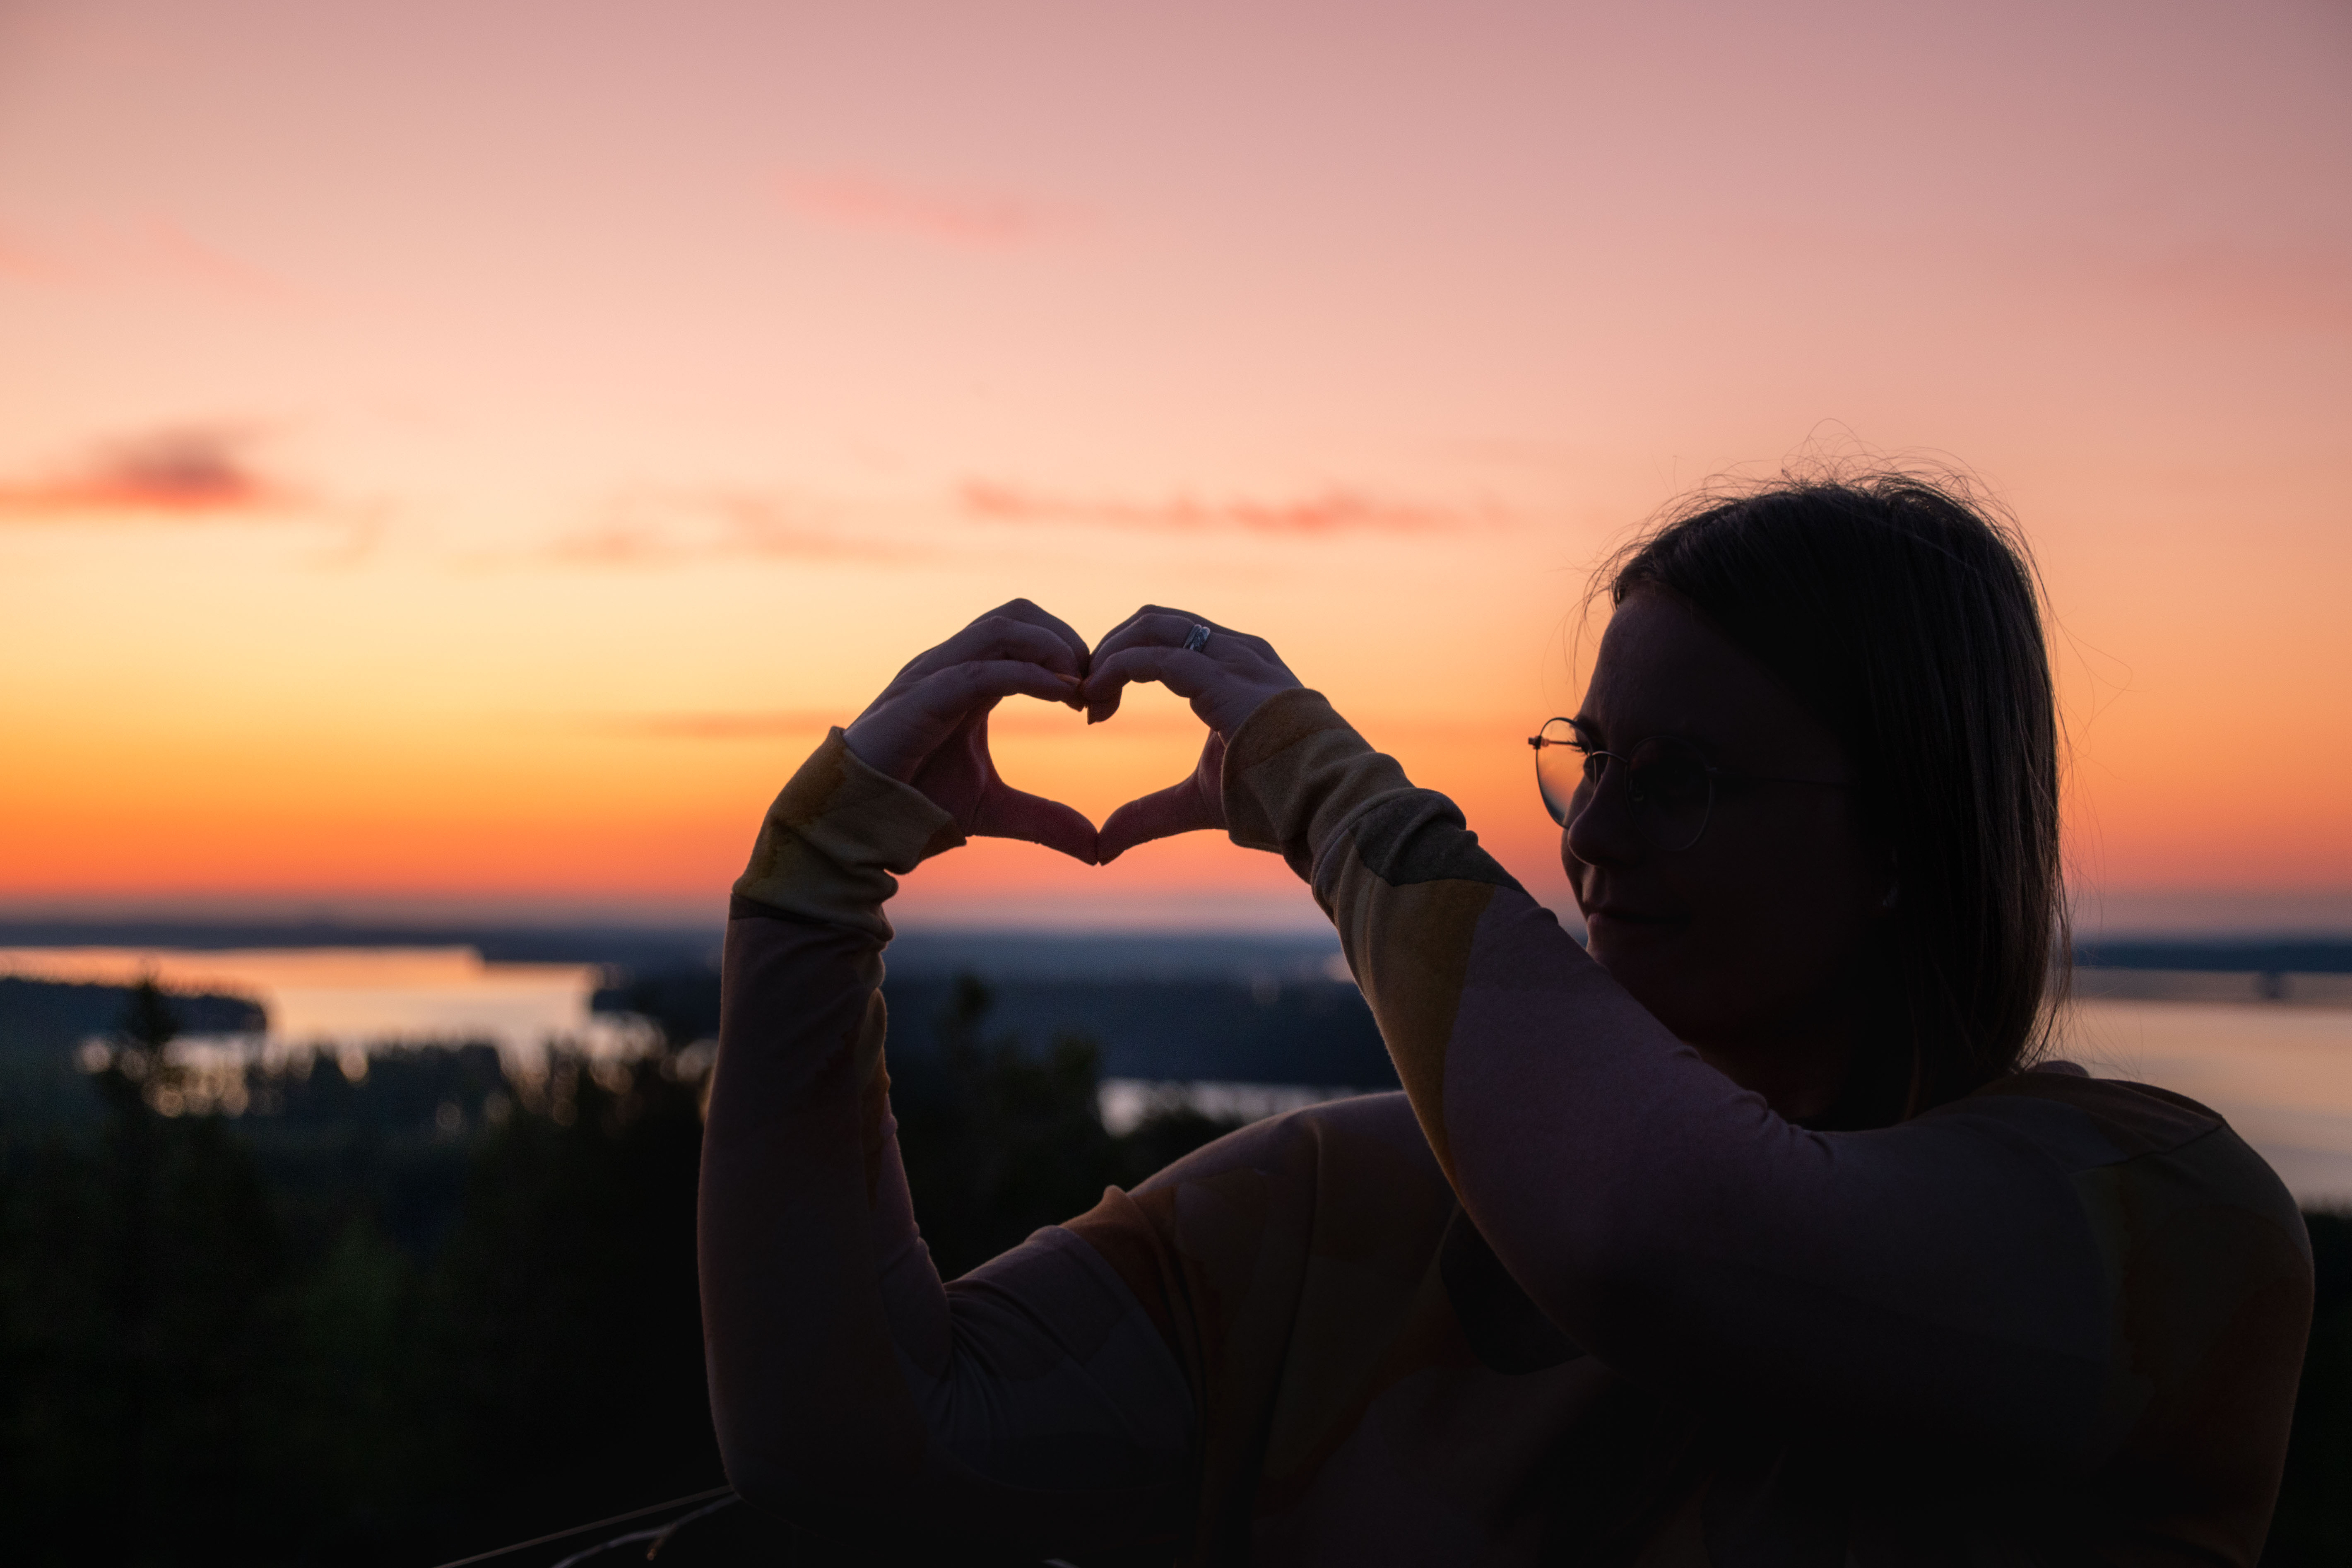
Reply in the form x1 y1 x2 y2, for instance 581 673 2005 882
971 784 1099 865
1079 643 1220 723
1088 602 1170 648
1082 615 1213 722
846 660 1080 780
896 600 1089 709
983 598 1093 684
1097 776 1220 864
1090 607 1207 664
1086 608 1288 723
910 658 1083 723
898 615 1085 688
1093 605 1278 664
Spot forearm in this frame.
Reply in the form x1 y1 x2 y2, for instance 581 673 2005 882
698 733 956 1517
699 734 1191 1544
1217 690 1668 1197
701 909 924 1515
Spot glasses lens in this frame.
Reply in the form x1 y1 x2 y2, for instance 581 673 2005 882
1533 718 1584 825
1625 737 1713 851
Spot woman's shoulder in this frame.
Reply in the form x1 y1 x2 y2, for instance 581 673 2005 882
1958 1061 2233 1161
1952 1061 2294 1202
1938 1062 2305 1335
1948 1064 2315 1510
1129 1089 1437 1196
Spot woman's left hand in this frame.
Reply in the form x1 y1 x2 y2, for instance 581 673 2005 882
842 598 1100 864
1080 607 1303 863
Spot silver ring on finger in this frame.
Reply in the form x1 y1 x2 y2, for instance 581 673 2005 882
1182 622 1213 653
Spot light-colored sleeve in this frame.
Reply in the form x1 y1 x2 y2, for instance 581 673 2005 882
698 730 1194 1551
1219 688 2311 1550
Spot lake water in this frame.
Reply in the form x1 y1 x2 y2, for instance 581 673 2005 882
0 946 641 1082
6 945 2348 1207
2058 997 2352 1207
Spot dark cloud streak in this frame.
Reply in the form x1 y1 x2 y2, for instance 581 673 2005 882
0 428 292 520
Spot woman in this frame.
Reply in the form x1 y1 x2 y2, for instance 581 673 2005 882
698 474 2311 1564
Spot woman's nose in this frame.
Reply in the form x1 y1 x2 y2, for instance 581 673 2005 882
1563 772 1643 868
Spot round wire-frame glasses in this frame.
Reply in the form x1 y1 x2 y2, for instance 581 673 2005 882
1527 717 1849 852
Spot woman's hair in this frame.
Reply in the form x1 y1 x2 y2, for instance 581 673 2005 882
1603 467 2066 1117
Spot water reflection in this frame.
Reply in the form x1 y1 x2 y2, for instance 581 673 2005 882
2063 996 2352 1207
0 945 653 1094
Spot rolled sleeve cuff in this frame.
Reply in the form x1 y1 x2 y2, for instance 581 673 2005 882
732 730 965 943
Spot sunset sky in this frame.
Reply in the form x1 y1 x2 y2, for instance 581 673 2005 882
1 0 2346 933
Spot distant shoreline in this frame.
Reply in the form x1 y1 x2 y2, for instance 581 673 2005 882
4 918 2352 980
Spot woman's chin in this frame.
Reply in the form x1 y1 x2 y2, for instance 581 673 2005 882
1586 927 1716 1042
1584 911 1689 967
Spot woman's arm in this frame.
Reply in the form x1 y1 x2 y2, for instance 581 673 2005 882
698 603 1193 1549
1079 619 2311 1491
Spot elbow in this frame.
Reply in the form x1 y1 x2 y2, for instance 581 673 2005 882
706 1361 935 1529
1478 1175 1690 1375
713 1414 899 1536
718 1447 798 1527
722 1457 884 1547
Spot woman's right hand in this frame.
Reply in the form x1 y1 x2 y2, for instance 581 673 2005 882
841 599 1099 864
1079 606 1305 863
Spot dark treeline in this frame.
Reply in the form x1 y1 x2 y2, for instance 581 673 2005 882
0 974 2347 1564
0 975 1241 1566
595 965 1404 1092
2073 940 2352 975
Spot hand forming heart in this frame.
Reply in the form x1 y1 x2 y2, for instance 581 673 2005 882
840 599 1303 866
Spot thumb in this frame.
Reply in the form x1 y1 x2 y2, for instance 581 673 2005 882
1098 772 1224 865
969 784 1100 865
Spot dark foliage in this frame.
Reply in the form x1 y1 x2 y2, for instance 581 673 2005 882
591 965 725 1051
593 961 1403 1090
888 975 1237 1279
0 973 1239 1566
1 978 2345 1564
0 974 267 1059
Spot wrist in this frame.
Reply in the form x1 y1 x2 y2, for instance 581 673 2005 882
1207 678 1305 740
840 713 920 784
733 731 963 940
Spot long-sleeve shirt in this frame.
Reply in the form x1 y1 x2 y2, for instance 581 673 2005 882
698 689 2313 1565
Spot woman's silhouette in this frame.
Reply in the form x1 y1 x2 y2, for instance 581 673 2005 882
698 472 2310 1564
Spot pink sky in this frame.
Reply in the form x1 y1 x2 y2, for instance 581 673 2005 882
0 0 2347 933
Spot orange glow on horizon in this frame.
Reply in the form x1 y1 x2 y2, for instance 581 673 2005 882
2 1 2347 932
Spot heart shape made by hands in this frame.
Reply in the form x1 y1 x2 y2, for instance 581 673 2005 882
845 600 1290 868
974 696 1226 867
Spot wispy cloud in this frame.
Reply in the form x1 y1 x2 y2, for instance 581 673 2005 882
958 480 1502 538
546 490 910 566
134 221 308 306
780 172 1077 247
0 427 295 521
0 220 308 304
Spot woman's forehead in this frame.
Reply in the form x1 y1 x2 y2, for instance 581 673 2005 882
1586 590 1842 764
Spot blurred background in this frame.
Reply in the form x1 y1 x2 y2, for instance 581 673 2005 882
0 1 2346 1562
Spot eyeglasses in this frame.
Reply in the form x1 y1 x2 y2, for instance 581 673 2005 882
1526 717 1850 852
